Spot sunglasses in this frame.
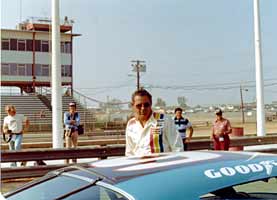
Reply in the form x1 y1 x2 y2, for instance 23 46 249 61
135 102 151 109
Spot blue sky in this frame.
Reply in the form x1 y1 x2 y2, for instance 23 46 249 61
1 0 276 106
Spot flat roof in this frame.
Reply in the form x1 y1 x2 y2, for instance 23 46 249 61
1 28 81 37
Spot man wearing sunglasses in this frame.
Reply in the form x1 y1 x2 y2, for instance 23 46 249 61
125 89 183 156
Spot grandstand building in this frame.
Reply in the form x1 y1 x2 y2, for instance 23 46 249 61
1 17 80 93
0 18 96 132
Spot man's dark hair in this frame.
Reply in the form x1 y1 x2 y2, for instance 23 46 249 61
175 107 183 113
131 89 152 104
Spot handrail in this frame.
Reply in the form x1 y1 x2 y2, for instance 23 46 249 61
1 138 126 150
1 135 277 150
72 89 130 108
1 145 125 163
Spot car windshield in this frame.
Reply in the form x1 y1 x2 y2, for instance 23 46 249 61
200 177 277 200
5 175 88 200
5 175 129 200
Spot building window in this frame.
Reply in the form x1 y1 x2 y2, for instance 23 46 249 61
26 64 32 76
41 40 49 52
49 40 51 52
10 63 17 75
1 63 10 75
35 64 41 76
18 64 26 75
62 65 72 77
1 39 10 50
41 65 49 76
10 39 17 50
18 40 26 51
60 42 65 53
35 40 41 52
65 42 71 53
66 65 72 76
26 40 33 51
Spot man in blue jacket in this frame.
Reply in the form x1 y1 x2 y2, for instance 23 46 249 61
64 102 80 163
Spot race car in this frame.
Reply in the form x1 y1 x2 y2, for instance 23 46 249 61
4 151 277 200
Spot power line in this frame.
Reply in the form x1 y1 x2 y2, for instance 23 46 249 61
144 82 277 91
75 78 276 90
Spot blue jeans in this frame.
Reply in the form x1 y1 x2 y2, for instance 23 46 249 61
9 134 23 167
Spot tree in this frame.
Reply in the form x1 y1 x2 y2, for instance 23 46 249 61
177 96 187 109
154 97 166 108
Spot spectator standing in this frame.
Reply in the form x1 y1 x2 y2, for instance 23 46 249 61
64 102 80 163
2 105 29 167
174 107 193 150
211 109 232 150
125 89 183 156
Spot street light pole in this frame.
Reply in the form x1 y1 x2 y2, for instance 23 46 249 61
52 0 63 148
253 0 266 136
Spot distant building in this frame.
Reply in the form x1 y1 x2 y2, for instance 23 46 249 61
1 17 81 93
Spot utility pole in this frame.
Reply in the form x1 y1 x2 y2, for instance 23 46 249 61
131 60 146 90
240 85 245 124
240 85 249 124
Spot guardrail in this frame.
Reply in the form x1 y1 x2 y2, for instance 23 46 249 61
1 145 125 180
2 135 276 150
188 135 277 150
1 145 125 163
1 136 277 180
1 138 126 150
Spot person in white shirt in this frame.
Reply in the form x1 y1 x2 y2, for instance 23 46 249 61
3 105 29 167
125 89 183 156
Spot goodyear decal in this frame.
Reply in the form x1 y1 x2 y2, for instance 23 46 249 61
204 160 277 179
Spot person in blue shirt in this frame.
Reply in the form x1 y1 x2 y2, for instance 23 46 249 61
64 102 80 163
174 107 193 150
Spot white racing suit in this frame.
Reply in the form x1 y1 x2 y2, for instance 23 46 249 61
125 112 184 156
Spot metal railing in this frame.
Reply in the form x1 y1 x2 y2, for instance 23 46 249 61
1 135 277 180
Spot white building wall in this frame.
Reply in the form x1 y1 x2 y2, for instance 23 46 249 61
1 29 71 41
1 30 33 39
35 53 71 65
61 54 71 65
1 51 33 63
1 75 71 83
1 51 71 65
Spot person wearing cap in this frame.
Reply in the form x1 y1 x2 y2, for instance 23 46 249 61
174 107 193 150
64 102 80 163
211 109 232 150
